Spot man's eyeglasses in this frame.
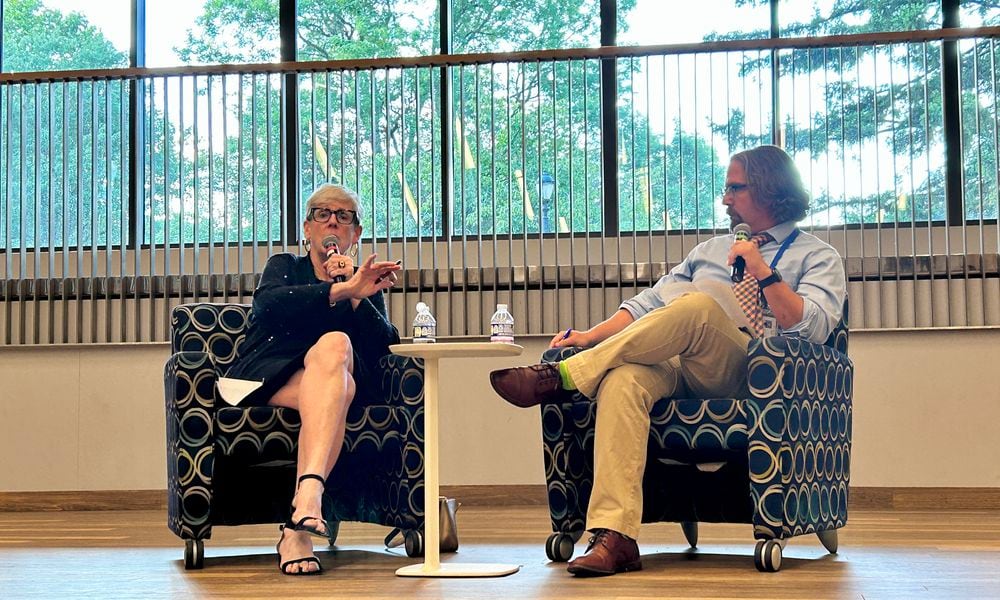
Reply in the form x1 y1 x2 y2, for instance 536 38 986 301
723 183 749 196
308 207 359 225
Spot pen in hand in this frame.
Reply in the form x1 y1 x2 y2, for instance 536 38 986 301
374 260 402 283
561 327 572 340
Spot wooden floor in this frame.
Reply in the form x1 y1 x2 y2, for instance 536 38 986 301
1 506 998 599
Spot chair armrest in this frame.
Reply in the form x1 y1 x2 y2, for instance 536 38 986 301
164 350 220 415
539 346 593 533
379 353 424 409
164 350 220 541
747 335 853 403
374 353 426 530
744 335 854 540
547 338 854 403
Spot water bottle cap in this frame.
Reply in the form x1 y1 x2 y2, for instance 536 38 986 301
497 304 507 311
416 302 428 312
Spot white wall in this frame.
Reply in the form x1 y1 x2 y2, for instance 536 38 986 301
1 329 998 491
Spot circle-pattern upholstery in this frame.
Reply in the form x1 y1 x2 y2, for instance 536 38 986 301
166 303 427 542
540 300 852 543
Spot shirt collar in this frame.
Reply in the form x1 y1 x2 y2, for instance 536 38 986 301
762 220 798 245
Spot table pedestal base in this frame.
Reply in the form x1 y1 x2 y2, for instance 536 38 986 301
395 562 520 578
388 343 524 580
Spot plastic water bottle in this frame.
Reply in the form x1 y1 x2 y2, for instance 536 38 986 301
412 302 437 343
489 303 515 343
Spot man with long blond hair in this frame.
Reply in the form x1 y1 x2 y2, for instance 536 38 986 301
490 145 846 576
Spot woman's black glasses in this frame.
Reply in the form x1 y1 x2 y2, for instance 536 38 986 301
308 207 358 224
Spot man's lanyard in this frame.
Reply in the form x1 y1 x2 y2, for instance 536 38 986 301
760 228 800 312
768 228 800 270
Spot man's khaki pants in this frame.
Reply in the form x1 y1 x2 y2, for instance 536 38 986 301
563 292 752 539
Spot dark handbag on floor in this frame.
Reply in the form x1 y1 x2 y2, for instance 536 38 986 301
384 496 460 553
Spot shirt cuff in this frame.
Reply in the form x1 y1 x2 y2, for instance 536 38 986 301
782 298 824 343
619 300 645 321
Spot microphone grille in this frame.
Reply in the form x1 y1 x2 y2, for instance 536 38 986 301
322 235 340 250
733 223 752 240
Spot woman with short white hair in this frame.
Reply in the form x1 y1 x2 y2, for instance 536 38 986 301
224 183 402 575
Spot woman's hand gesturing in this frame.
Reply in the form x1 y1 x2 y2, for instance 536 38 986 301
346 254 401 299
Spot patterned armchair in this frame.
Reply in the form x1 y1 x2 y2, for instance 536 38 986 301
164 303 427 569
540 302 852 572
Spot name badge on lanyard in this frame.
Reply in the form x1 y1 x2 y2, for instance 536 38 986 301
760 229 800 338
761 308 779 338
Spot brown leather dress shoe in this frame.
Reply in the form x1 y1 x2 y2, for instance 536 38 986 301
566 529 642 576
489 363 569 408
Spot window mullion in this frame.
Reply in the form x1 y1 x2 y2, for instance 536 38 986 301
600 0 619 235
280 0 299 251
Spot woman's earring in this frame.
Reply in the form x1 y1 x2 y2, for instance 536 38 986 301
304 239 312 253
349 243 359 258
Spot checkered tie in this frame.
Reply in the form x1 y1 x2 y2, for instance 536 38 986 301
732 232 774 337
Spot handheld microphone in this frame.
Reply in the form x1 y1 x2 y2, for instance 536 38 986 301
322 235 346 283
731 223 752 282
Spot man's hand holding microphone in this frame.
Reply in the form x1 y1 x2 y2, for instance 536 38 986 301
727 223 769 282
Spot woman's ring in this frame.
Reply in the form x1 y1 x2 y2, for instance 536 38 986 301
339 260 345 268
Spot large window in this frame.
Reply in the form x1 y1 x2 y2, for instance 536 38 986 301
449 0 604 236
449 60 605 236
779 0 942 36
1 0 129 72
620 0 770 45
295 67 443 239
452 0 602 53
294 1 437 239
140 73 284 246
3 0 1000 252
959 3 1000 221
1 1 130 251
3 1 1000 344
141 1 283 246
616 2 771 233
298 0 437 59
962 1 1000 25
148 0 281 67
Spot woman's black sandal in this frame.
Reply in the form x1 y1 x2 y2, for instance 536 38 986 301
276 524 323 576
290 474 333 540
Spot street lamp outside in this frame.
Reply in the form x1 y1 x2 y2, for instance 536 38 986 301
540 171 555 233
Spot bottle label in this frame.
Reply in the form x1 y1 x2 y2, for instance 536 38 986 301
413 325 437 342
490 322 514 343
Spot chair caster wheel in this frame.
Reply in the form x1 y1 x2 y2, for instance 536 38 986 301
754 539 782 572
184 539 204 570
404 530 424 557
545 533 576 562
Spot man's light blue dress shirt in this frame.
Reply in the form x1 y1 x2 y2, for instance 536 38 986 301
620 220 846 344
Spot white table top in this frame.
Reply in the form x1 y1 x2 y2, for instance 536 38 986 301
389 341 523 359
